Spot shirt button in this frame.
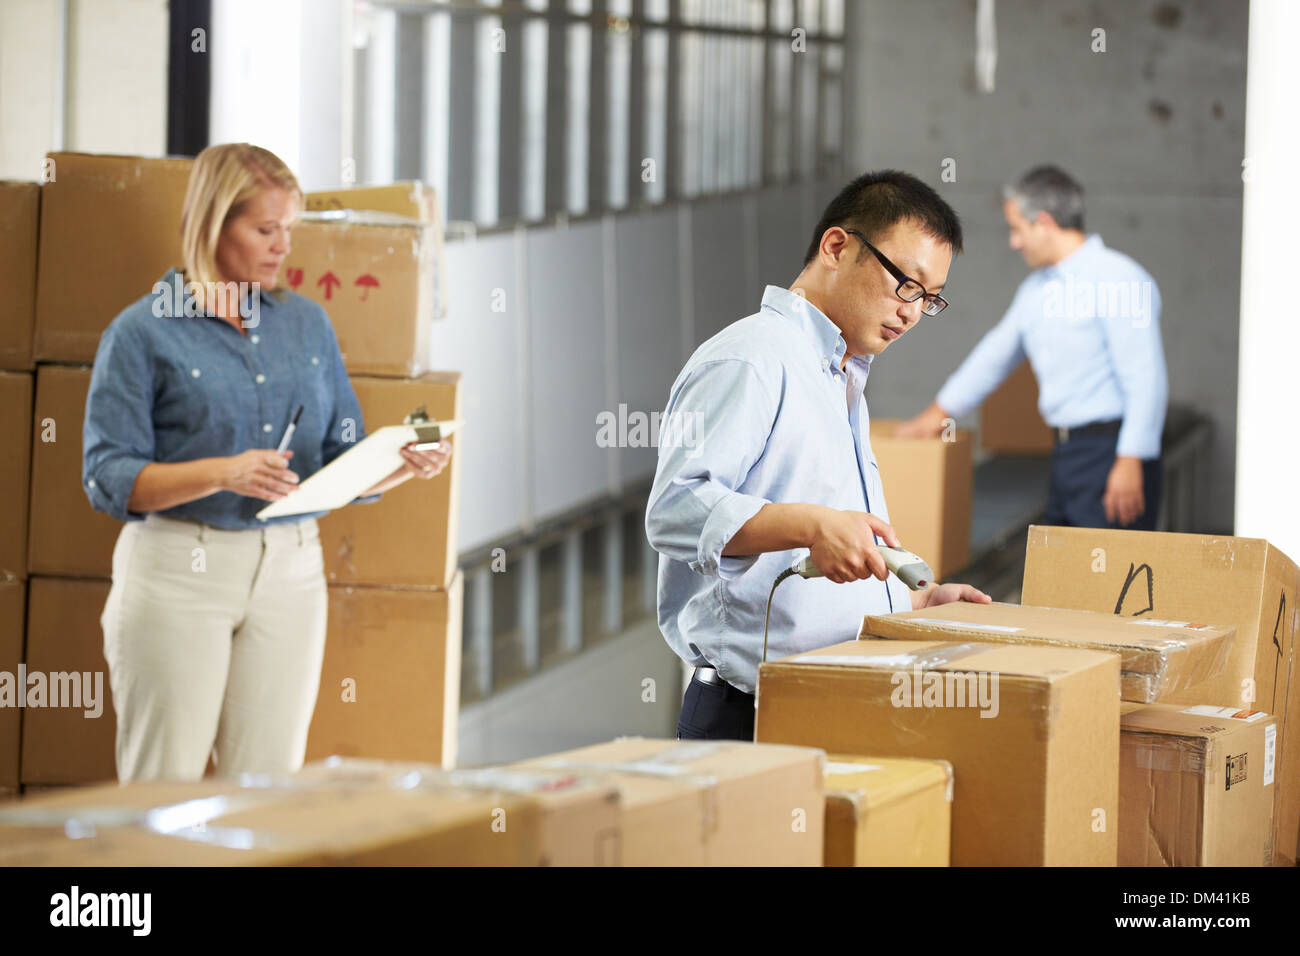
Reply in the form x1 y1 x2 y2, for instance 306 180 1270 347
255 373 266 384
311 356 320 366
821 357 830 368
87 479 95 488
263 423 273 433
191 368 201 378
835 374 843 383
250 334 260 344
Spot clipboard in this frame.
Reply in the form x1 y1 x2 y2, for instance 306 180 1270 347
256 406 461 520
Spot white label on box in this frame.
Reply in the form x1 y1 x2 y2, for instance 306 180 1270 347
824 761 882 776
1180 704 1266 722
1264 725 1276 786
1132 619 1214 630
905 618 1023 634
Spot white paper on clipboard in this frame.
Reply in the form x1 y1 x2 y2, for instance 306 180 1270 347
255 418 461 520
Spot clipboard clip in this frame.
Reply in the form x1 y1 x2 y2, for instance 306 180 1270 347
404 405 445 449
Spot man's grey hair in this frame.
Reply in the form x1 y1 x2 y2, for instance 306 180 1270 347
1002 165 1085 232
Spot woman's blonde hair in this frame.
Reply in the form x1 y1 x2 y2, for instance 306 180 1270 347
179 143 302 310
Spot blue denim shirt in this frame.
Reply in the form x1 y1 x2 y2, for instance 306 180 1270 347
936 234 1168 459
646 285 912 695
82 268 381 530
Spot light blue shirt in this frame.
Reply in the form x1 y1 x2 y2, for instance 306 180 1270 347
936 234 1168 459
645 285 912 695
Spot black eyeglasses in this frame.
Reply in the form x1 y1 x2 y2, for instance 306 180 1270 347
843 228 950 316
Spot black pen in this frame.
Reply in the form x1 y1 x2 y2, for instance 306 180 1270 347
276 405 304 454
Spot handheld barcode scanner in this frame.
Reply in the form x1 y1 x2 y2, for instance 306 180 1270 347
762 545 935 663
791 545 933 591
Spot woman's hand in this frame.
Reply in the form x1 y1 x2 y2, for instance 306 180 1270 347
398 441 453 480
221 449 299 501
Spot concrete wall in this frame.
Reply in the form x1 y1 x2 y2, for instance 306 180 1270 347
845 0 1246 534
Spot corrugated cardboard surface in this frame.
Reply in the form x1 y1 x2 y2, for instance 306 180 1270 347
0 579 25 792
282 213 435 377
0 182 39 370
319 373 461 588
20 576 116 785
1119 703 1276 866
295 758 622 866
0 371 33 579
34 153 193 363
28 364 123 577
867 419 972 579
980 360 1054 454
513 738 826 866
1021 525 1300 865
304 182 446 319
861 601 1234 703
823 754 951 866
0 776 544 865
306 574 463 769
757 638 1120 865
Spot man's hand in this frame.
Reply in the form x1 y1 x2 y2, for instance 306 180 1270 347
808 509 902 584
1103 456 1145 526
895 401 950 438
910 581 992 610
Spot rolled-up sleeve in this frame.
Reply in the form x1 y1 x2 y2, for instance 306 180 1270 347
82 321 155 522
318 313 382 505
645 359 777 580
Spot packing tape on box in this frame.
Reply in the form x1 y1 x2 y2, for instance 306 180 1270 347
1125 735 1208 776
788 641 990 671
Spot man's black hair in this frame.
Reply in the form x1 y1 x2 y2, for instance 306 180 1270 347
802 169 964 267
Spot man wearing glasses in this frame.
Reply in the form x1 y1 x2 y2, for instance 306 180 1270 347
899 166 1167 531
646 170 991 742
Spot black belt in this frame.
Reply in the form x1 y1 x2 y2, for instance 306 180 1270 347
1053 419 1122 444
693 666 751 697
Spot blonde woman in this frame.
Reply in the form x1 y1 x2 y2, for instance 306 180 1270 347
83 143 451 782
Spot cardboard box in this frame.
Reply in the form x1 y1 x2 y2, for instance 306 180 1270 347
756 638 1120 865
319 373 462 588
980 360 1054 454
822 754 952 866
0 579 25 795
0 371 33 579
282 211 437 377
1119 703 1276 866
513 738 826 866
306 574 463 769
0 774 545 865
305 182 446 319
860 601 1234 703
34 153 193 363
868 419 972 579
296 757 621 866
1021 525 1300 865
20 577 116 786
0 182 39 370
27 364 122 577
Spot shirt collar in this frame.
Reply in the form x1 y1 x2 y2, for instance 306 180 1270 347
759 284 874 374
1043 233 1104 276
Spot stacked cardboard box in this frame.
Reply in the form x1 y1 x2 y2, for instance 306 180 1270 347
756 638 1120 865
1118 703 1276 866
19 153 462 787
867 419 972 579
511 738 826 866
980 361 1054 455
860 601 1235 703
0 184 39 798
822 754 953 866
1022 526 1300 865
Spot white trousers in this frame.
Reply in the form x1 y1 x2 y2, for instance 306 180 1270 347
100 513 328 782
